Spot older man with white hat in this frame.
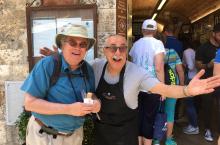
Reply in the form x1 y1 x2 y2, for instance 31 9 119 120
21 24 101 145
129 19 165 145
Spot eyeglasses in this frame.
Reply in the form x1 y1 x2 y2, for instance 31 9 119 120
105 45 127 53
64 39 89 49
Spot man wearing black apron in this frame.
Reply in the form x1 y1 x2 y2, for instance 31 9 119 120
95 63 138 145
40 34 220 145
91 35 220 145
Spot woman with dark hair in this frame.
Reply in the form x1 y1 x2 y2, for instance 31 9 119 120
182 41 199 135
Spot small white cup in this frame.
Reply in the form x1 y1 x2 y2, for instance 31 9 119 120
84 98 94 104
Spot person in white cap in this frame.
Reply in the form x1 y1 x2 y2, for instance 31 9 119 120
21 24 101 145
129 19 165 145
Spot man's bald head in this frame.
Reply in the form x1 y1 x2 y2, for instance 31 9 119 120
104 34 127 47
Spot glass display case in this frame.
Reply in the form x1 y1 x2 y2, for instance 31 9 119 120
26 4 97 70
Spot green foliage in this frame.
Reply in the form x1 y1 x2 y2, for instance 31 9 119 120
15 110 31 143
83 116 95 145
16 111 95 145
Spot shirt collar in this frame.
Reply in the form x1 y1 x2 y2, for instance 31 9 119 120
60 53 70 72
60 53 81 73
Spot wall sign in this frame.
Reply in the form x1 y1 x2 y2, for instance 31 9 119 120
116 0 127 36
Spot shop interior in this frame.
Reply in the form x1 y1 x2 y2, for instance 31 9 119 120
131 1 220 144
132 0 220 44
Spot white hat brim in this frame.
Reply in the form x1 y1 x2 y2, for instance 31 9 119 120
56 34 96 50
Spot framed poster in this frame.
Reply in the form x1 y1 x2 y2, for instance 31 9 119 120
26 4 97 71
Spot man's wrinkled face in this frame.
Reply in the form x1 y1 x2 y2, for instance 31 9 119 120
104 35 127 70
62 36 88 69
213 32 220 46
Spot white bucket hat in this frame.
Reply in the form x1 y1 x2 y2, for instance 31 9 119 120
56 24 96 50
142 19 157 30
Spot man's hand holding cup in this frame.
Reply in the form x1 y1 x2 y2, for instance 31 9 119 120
83 92 101 113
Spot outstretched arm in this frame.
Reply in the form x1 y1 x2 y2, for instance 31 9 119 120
149 69 220 98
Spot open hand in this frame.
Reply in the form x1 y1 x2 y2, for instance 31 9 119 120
187 69 220 96
40 45 58 56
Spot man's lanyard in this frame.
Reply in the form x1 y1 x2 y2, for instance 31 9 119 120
67 70 88 102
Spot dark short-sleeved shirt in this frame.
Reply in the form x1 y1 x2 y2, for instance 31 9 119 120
195 41 219 78
165 36 183 59
21 54 95 133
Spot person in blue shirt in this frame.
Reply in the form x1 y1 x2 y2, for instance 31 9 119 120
21 24 101 145
214 48 220 145
164 25 183 59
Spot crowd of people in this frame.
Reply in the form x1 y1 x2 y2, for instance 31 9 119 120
20 20 220 145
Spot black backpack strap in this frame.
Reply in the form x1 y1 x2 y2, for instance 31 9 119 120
49 55 89 91
80 61 89 80
50 53 62 87
79 60 90 92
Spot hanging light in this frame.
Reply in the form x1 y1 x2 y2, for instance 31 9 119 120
152 13 158 20
157 0 167 10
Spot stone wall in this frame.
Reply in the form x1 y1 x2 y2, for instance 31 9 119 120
81 0 116 57
0 0 116 144
0 0 28 144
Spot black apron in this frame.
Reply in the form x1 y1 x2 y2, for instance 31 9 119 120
94 63 138 145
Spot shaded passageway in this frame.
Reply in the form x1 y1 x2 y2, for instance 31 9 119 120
132 1 220 145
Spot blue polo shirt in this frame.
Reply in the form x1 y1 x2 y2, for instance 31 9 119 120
215 49 220 63
165 36 183 59
21 54 95 133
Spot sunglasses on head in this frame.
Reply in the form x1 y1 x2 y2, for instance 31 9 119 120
64 38 89 49
105 45 127 53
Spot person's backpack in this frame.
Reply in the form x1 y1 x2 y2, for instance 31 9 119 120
164 50 176 85
164 64 176 85
50 53 89 87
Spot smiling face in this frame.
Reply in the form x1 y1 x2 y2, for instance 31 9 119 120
61 36 88 70
104 35 127 73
